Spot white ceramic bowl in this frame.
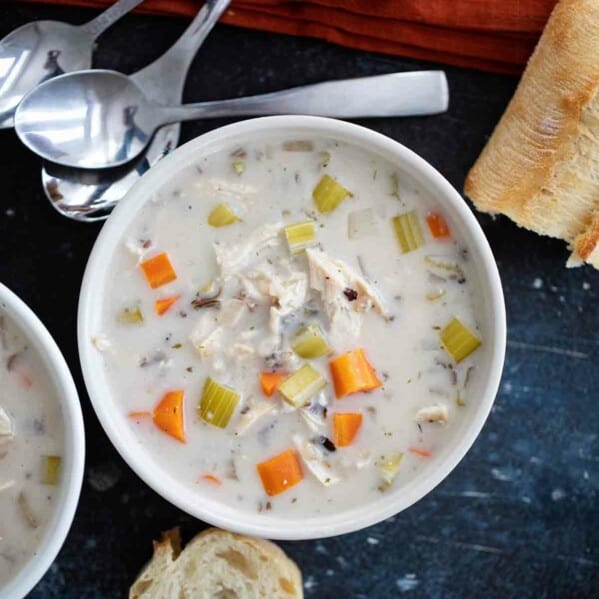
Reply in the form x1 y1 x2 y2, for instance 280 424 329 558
78 116 506 540
0 284 85 598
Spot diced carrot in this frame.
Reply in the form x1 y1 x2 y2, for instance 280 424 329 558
426 212 451 239
140 252 177 289
257 449 303 496
329 349 381 398
200 474 222 486
128 411 152 420
260 371 287 397
409 446 432 458
153 389 186 443
333 412 363 447
155 295 180 316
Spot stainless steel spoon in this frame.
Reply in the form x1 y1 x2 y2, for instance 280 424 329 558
40 0 232 222
0 0 145 128
16 69 448 170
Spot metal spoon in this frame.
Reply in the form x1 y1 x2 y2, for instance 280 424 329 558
0 0 145 129
40 0 232 222
16 69 448 170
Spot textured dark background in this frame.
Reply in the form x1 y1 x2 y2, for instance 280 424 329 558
1 3 598 598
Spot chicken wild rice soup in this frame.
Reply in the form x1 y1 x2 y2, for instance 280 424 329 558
0 313 64 586
94 136 483 516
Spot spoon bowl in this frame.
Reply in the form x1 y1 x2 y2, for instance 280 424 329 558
16 70 155 169
0 21 92 128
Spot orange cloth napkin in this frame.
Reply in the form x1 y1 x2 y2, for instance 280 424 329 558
19 0 558 74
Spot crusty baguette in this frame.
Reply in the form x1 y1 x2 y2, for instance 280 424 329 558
129 527 303 599
464 0 599 268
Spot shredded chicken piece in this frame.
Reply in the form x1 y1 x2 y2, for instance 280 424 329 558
0 407 13 444
195 178 257 205
0 479 15 493
91 333 112 352
124 239 150 262
235 399 276 435
293 435 341 486
241 262 308 335
305 248 388 345
306 248 387 315
228 343 255 360
214 223 282 276
415 404 449 424
217 299 247 328
190 313 223 357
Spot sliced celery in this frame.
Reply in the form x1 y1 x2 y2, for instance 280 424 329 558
41 455 61 485
377 452 403 489
208 203 239 227
232 160 245 176
313 174 351 213
278 364 327 408
392 210 424 253
199 378 240 428
284 221 317 255
440 317 481 363
291 324 331 359
117 305 144 324
283 140 314 151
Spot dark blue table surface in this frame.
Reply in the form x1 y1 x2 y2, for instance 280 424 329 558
1 4 597 598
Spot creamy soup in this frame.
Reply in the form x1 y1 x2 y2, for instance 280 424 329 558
0 313 64 587
95 137 483 517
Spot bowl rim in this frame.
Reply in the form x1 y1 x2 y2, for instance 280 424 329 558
0 283 85 597
78 115 506 540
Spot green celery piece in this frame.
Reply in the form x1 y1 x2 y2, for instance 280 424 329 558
284 221 317 254
208 203 239 227
199 378 240 428
440 317 481 363
41 455 61 485
291 324 331 359
278 364 327 408
392 210 424 253
313 174 351 213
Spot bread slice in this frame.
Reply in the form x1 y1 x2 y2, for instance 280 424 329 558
464 0 599 268
129 527 303 599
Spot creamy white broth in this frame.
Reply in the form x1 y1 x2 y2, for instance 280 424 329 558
0 314 64 587
96 137 482 517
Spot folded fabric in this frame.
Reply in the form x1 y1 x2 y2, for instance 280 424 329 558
18 0 558 74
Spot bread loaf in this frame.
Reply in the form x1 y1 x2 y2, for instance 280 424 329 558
130 527 303 599
464 0 599 268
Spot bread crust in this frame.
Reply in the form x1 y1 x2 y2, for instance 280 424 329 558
464 0 599 267
130 527 303 599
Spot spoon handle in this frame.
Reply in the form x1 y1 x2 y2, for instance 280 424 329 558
79 0 145 39
132 0 232 101
158 71 449 123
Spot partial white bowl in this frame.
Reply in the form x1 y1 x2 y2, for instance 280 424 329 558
0 284 85 598
78 116 506 540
